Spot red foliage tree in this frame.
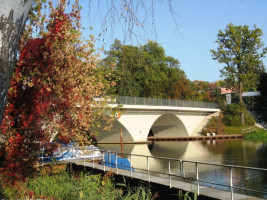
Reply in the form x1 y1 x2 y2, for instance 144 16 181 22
0 0 110 183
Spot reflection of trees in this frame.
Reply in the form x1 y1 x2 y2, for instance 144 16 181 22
201 140 258 166
201 140 266 198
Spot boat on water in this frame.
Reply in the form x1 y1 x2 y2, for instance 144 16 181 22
40 142 102 162
39 142 134 172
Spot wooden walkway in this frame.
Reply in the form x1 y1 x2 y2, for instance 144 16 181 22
147 135 243 142
68 159 262 200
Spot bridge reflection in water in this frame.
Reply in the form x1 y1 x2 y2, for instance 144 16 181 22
98 141 220 175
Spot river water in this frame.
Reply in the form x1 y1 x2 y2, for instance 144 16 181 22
98 139 267 199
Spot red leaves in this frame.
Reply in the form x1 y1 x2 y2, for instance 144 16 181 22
1 0 102 184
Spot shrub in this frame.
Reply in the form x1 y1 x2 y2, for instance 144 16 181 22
223 103 255 127
202 113 225 135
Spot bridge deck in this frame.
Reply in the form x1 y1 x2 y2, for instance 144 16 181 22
68 159 262 200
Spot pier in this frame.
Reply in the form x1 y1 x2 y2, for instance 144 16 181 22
147 134 243 141
43 150 266 200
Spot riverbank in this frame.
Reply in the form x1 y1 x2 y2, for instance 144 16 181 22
0 164 156 200
243 128 267 141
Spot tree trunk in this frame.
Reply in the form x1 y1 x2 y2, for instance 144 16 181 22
0 0 32 125
239 81 245 125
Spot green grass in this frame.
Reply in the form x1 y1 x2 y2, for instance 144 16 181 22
2 172 154 200
224 126 244 135
243 129 267 141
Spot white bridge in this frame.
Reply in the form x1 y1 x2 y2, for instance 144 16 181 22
96 96 220 144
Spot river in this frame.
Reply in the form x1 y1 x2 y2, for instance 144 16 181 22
98 139 267 199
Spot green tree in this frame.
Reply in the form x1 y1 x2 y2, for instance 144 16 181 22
211 23 267 125
102 40 185 98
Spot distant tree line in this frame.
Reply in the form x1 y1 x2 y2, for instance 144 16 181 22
101 39 220 102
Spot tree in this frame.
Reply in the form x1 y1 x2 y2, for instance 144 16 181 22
0 0 111 182
0 0 179 126
172 76 192 100
102 40 185 98
211 23 267 125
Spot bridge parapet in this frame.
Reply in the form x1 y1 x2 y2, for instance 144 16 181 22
108 96 219 109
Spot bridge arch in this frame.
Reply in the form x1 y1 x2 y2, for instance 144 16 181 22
149 113 188 139
96 110 218 143
95 119 135 143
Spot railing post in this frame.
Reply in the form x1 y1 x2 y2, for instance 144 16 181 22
103 152 105 172
130 154 133 178
230 166 233 200
41 145 44 166
83 155 85 166
147 156 150 182
180 159 184 178
116 153 118 175
196 162 199 196
92 150 95 169
168 159 172 188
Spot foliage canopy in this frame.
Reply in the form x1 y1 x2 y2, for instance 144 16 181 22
0 0 111 182
211 23 266 98
211 23 267 124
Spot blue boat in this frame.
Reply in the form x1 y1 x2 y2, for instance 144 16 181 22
39 142 102 162
102 153 134 171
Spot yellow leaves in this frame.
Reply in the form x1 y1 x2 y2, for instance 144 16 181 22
28 82 34 88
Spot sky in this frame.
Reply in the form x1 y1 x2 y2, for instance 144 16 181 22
79 0 267 83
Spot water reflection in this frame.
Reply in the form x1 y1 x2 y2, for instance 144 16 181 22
99 139 267 198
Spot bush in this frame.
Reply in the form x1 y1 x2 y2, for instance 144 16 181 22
223 103 255 127
202 113 225 135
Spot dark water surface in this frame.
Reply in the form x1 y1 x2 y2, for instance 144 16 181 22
99 139 267 199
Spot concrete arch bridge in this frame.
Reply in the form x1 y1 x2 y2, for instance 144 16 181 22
96 96 220 144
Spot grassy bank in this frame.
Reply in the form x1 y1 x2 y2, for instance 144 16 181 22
243 128 267 141
2 171 155 200
224 126 244 135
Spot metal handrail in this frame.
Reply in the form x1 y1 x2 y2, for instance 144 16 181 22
39 148 267 200
107 96 219 109
102 150 267 200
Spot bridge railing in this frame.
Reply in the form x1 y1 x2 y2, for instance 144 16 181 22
109 96 219 109
102 151 267 200
39 147 267 199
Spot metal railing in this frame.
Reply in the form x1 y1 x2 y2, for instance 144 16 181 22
103 151 267 200
39 148 267 200
107 96 219 109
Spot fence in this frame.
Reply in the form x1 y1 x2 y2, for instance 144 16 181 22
39 148 267 200
107 96 219 109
